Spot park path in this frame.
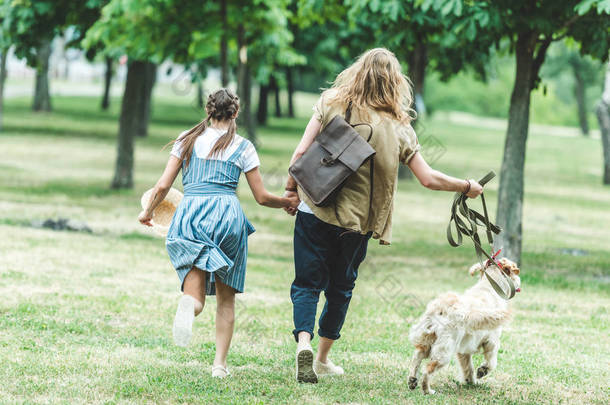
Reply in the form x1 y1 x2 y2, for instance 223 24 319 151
439 110 601 139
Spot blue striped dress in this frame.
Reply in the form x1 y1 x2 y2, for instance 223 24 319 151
166 139 255 295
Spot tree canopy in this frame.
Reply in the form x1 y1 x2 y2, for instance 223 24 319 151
425 0 610 263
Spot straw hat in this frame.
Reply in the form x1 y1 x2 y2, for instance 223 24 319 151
140 187 183 237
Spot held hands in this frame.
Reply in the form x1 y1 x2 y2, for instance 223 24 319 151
138 210 153 227
465 179 483 199
283 190 300 216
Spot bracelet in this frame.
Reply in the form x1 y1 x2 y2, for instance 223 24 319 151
463 179 471 194
285 186 297 192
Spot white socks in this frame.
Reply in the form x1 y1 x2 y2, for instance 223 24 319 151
296 339 313 353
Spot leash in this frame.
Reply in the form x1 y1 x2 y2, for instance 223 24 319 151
446 171 516 300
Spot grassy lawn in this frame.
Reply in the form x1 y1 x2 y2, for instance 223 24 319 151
0 91 608 404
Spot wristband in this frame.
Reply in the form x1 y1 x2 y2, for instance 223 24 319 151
463 179 471 194
285 186 297 192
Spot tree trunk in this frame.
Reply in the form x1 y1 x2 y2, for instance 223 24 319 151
408 42 428 117
0 48 7 131
237 24 256 145
598 102 610 185
197 78 204 110
257 83 269 125
32 38 52 112
286 0 298 118
573 65 589 136
286 67 295 117
111 61 147 189
399 44 427 180
136 62 157 137
220 0 229 87
272 76 281 117
494 33 538 264
242 65 256 145
597 61 610 185
101 56 113 111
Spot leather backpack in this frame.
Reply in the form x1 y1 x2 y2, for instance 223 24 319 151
289 102 375 208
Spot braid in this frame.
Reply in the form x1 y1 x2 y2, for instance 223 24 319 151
208 88 240 158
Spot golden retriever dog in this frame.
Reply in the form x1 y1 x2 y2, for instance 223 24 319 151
407 258 521 394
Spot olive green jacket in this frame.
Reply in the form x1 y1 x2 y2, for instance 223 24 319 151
298 91 420 245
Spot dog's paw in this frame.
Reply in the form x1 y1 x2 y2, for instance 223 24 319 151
408 376 418 390
423 388 436 395
477 365 489 379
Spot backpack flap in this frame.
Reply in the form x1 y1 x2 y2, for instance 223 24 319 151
317 116 376 171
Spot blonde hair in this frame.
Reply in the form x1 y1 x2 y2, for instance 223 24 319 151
326 48 415 124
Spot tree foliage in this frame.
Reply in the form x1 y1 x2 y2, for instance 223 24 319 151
426 0 610 87
2 0 106 65
84 0 219 63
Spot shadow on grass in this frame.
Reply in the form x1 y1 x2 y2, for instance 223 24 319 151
0 219 161 246
1 124 116 142
3 100 121 123
7 180 130 198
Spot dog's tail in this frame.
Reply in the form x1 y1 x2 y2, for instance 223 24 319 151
408 314 437 345
409 294 458 346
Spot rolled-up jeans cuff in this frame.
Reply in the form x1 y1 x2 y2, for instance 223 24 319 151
293 329 314 343
318 328 340 341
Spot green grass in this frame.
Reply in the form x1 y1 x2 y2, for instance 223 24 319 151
0 90 609 404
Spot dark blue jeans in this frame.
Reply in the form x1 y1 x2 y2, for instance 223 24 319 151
291 211 371 341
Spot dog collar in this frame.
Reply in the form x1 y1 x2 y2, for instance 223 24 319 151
486 249 521 293
485 248 502 268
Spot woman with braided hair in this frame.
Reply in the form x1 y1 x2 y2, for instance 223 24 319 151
139 88 299 378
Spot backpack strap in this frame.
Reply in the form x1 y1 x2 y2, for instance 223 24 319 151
346 102 375 216
336 103 375 225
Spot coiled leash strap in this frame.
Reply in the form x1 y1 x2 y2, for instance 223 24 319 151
446 171 516 300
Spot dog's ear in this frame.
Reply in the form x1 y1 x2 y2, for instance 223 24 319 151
469 263 483 277
499 258 520 275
